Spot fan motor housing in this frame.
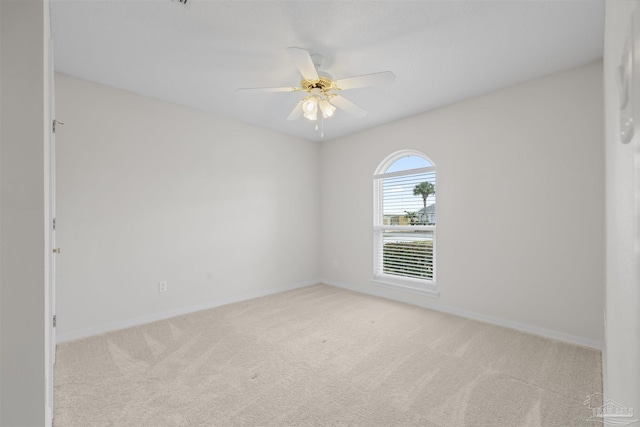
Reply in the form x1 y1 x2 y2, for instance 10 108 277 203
301 76 335 93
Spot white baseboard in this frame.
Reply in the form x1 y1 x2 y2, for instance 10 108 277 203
56 279 320 343
322 278 604 350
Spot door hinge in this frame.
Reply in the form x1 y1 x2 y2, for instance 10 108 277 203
52 218 56 230
52 119 64 134
53 315 57 328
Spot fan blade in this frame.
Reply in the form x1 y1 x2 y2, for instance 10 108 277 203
236 86 300 93
287 47 319 81
330 95 367 118
287 99 304 121
335 71 395 90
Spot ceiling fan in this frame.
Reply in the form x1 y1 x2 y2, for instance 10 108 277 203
236 47 395 124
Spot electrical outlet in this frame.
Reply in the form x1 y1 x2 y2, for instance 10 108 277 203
158 281 167 293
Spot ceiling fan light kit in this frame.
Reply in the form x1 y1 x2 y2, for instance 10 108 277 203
237 47 395 133
299 88 337 121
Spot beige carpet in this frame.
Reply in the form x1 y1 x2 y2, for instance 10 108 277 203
54 284 602 426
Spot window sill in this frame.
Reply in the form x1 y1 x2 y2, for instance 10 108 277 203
371 274 439 298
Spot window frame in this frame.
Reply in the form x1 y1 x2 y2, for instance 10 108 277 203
372 150 438 297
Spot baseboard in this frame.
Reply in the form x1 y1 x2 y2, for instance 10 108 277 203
56 279 320 343
322 278 604 350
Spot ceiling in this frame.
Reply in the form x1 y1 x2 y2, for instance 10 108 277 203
51 0 605 142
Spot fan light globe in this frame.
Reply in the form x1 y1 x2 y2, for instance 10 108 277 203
302 95 319 121
302 97 316 112
319 99 336 118
303 111 318 121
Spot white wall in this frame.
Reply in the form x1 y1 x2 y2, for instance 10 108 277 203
0 0 51 425
603 0 640 417
55 74 321 340
58 65 605 350
321 62 605 348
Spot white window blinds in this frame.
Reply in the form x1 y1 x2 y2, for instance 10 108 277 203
378 229 434 280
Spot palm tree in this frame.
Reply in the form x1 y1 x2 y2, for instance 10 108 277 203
413 182 435 224
404 210 418 225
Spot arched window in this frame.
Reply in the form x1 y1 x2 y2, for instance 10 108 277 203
373 150 437 295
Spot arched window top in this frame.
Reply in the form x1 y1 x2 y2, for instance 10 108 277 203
375 149 435 176
386 155 432 173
